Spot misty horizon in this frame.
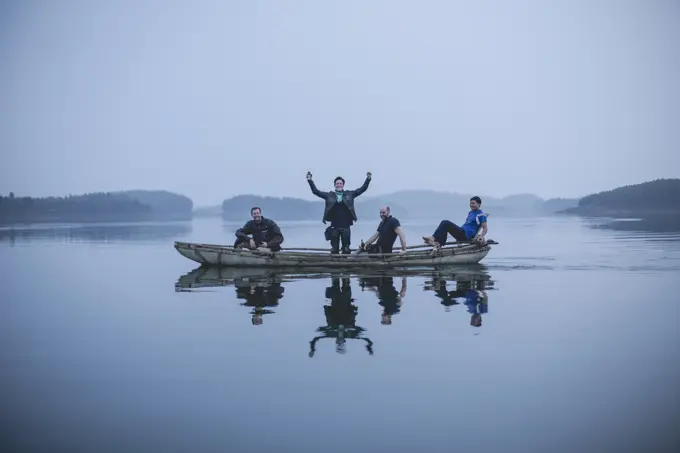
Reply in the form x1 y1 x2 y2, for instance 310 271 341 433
1 1 678 206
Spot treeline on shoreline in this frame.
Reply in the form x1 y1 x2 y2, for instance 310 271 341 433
2 178 677 225
0 190 192 225
561 178 680 217
219 179 679 221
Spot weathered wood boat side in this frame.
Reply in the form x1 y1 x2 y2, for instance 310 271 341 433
173 240 496 268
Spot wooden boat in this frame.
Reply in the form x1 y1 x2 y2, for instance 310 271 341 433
173 239 497 268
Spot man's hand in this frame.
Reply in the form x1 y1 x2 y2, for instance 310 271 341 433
306 171 313 181
475 236 486 245
366 171 372 180
399 249 407 255
249 239 256 249
261 241 268 248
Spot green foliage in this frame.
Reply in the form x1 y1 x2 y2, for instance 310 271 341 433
222 195 322 221
577 179 680 211
221 195 409 221
118 190 193 214
0 192 151 224
0 190 194 224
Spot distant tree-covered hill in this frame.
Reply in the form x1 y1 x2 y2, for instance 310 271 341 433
117 190 193 220
543 197 579 213
222 194 409 222
221 190 574 221
562 179 680 217
0 192 151 224
0 190 194 224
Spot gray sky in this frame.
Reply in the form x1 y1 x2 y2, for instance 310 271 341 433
1 0 678 206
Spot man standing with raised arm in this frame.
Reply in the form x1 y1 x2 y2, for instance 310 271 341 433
306 171 372 254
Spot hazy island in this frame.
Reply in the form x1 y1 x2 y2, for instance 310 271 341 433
2 178 677 225
0 190 193 225
217 179 678 222
220 191 579 221
560 178 680 218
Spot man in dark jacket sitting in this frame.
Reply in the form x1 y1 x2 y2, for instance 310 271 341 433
306 170 372 254
234 207 284 252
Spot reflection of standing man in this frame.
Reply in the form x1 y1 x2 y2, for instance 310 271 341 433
309 277 374 356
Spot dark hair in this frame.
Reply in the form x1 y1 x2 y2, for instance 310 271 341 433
334 176 345 184
251 206 261 214
470 196 482 205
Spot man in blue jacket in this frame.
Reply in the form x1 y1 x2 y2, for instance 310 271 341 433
422 196 488 248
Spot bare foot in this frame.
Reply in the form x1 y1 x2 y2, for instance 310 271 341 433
422 235 436 246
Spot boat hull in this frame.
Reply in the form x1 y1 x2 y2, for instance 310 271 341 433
174 241 493 268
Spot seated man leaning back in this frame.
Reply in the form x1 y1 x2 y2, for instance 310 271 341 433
422 196 488 248
234 206 284 251
361 206 407 254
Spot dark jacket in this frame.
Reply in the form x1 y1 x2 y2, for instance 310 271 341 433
235 217 284 248
307 177 371 223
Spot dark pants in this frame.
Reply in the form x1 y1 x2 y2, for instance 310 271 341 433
234 237 281 252
366 243 393 254
325 227 351 254
432 220 468 246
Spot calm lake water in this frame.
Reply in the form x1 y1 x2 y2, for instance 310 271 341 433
1 216 679 453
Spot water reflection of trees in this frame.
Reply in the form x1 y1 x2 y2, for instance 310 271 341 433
587 215 680 235
0 221 192 245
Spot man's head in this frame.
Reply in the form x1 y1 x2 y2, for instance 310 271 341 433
334 177 345 191
469 196 482 210
379 205 391 220
250 206 262 222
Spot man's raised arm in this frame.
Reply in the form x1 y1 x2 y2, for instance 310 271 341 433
351 172 372 197
306 171 326 199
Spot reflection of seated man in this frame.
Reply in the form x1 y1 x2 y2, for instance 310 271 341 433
360 275 407 324
424 275 464 311
234 206 284 252
234 280 285 325
361 206 407 254
309 277 374 356
464 281 488 327
425 276 489 324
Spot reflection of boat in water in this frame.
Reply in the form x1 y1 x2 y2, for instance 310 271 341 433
175 264 492 290
174 265 495 347
174 239 497 268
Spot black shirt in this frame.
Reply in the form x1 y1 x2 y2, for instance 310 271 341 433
235 217 284 248
329 201 353 229
377 215 401 253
